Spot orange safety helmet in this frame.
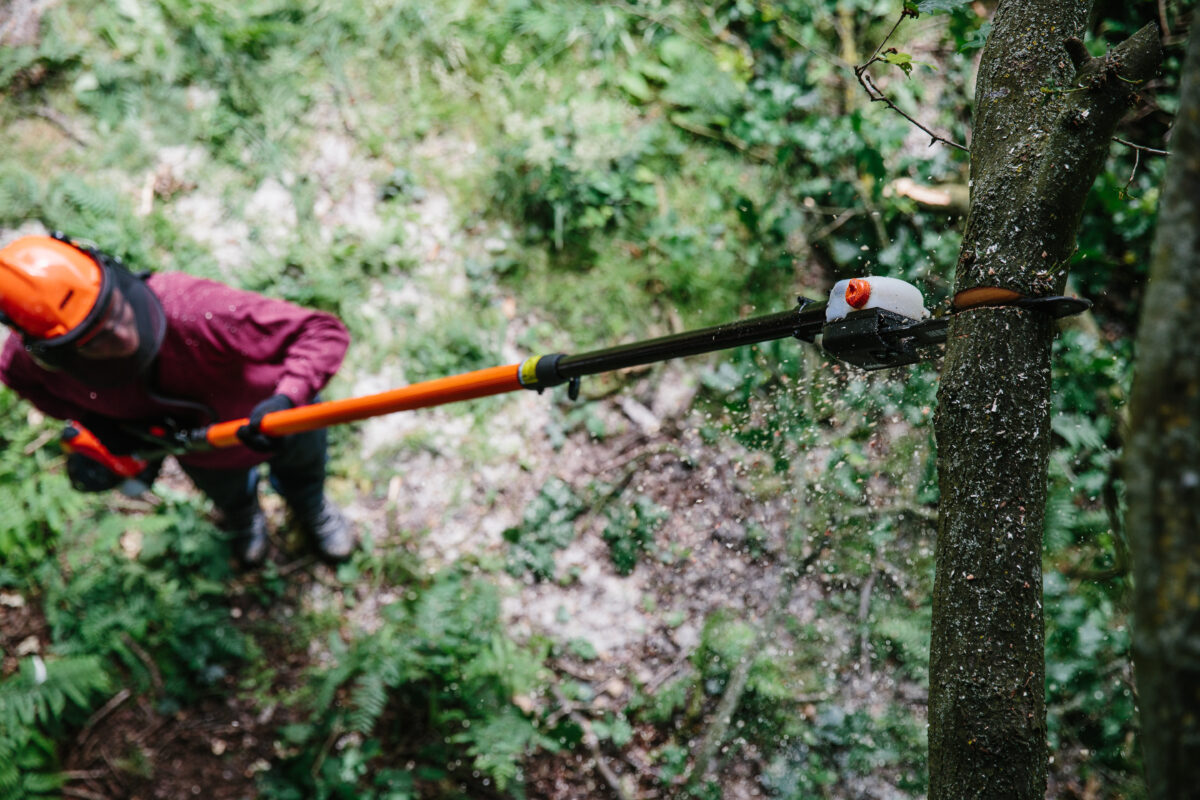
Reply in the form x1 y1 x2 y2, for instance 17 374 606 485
0 235 104 339
0 233 166 386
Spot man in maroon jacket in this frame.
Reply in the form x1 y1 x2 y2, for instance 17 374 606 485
0 232 355 567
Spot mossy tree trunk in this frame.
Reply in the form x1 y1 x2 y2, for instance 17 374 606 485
929 3 1161 798
1126 30 1200 800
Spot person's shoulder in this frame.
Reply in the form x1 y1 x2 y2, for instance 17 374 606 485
148 272 245 313
147 272 229 293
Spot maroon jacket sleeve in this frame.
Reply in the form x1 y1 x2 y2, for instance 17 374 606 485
180 279 350 406
0 334 89 421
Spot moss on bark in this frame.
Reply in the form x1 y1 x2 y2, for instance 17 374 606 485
929 3 1161 798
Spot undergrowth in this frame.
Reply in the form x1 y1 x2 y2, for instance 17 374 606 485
260 567 554 799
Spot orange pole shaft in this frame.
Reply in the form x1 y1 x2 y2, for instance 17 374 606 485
205 363 524 449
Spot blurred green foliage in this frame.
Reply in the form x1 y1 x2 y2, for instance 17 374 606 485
0 394 88 574
504 477 584 581
0 655 110 799
38 502 248 701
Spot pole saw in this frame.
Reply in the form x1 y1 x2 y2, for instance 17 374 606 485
62 277 1089 480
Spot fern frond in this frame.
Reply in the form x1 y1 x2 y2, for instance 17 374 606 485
0 742 21 796
0 655 110 733
44 175 121 230
0 165 42 222
347 670 388 734
450 706 539 792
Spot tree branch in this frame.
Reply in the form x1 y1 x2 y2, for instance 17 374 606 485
1114 137 1169 156
853 8 969 153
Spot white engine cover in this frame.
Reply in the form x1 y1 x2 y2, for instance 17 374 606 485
825 276 930 322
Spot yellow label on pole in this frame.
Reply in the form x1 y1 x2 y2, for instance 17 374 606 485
518 356 542 386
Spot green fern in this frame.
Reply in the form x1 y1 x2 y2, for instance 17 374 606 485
348 670 389 734
449 706 541 792
0 165 42 221
873 606 933 682
0 655 109 728
0 655 110 800
41 500 246 701
0 45 40 90
43 175 121 229
0 394 90 574
266 569 551 797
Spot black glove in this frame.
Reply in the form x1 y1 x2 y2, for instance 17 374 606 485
66 452 124 492
236 394 295 452
67 454 163 494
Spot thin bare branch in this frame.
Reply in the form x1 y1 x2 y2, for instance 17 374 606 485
30 105 92 147
856 70 970 153
862 9 913 70
852 9 970 153
1121 146 1142 199
1114 137 1170 156
75 688 133 748
61 788 110 800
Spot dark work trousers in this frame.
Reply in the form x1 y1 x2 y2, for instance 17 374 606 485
181 426 328 522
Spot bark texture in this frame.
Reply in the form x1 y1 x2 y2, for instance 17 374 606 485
929 3 1161 798
1126 30 1200 800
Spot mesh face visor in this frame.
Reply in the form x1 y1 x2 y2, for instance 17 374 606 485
72 290 139 359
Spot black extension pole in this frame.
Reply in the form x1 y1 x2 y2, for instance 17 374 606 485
521 301 827 393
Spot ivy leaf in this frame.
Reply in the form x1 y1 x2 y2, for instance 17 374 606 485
883 51 915 76
917 0 973 12
958 21 992 52
884 51 914 76
883 50 936 77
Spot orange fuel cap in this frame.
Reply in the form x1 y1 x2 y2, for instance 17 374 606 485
845 278 871 309
0 235 103 339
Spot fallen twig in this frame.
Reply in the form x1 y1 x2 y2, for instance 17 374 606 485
75 688 132 749
60 770 110 781
119 633 163 694
597 441 694 476
30 105 92 147
642 654 694 695
686 533 828 785
551 684 633 800
61 788 109 800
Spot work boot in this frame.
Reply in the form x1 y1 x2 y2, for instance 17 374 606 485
296 497 355 563
223 503 270 568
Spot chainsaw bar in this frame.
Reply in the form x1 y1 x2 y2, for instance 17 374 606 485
822 294 1092 371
